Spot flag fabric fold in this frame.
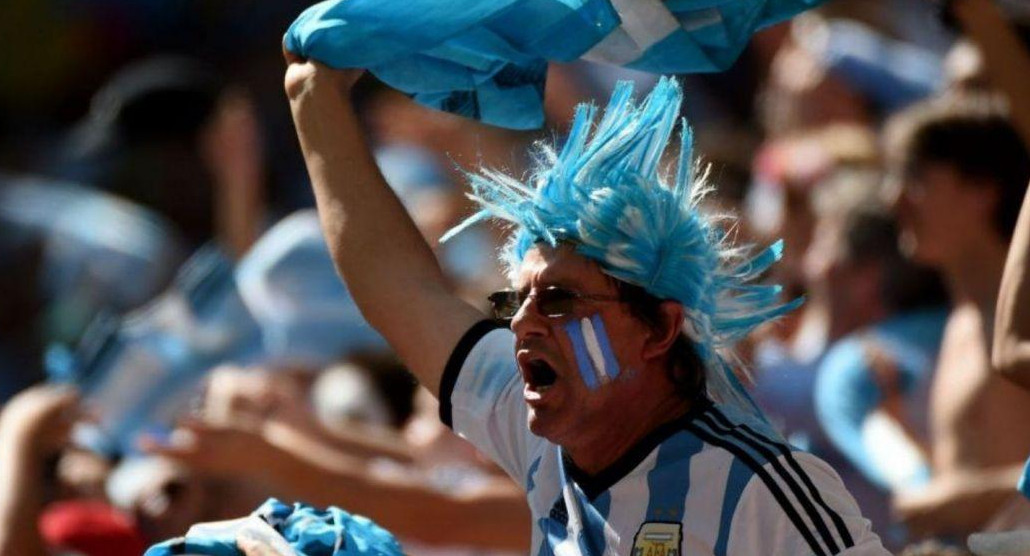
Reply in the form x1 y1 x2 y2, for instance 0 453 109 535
283 0 828 129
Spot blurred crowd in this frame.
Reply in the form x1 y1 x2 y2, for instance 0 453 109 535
2 0 1030 554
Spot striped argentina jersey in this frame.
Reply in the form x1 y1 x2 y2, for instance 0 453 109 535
439 323 889 556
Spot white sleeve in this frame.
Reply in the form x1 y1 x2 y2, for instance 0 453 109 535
726 452 891 556
438 321 535 486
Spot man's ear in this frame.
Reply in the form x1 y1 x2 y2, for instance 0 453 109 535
642 301 684 361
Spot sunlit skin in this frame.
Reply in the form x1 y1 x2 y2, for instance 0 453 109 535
895 163 999 268
510 244 691 474
889 160 1030 535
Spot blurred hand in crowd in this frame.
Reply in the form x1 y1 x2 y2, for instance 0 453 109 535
202 365 414 465
863 343 908 426
0 384 82 556
139 419 276 481
0 384 79 462
894 464 1026 538
202 366 309 429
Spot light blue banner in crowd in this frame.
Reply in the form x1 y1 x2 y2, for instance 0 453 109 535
49 246 264 456
283 0 828 129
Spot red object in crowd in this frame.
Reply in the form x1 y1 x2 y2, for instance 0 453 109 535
39 500 147 556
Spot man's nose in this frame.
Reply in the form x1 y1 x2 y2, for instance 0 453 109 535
510 296 549 339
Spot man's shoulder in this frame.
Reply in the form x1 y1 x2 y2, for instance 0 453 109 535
681 402 801 470
681 403 873 552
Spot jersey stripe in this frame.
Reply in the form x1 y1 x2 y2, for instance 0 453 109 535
686 419 830 556
714 457 755 556
576 490 611 555
695 412 840 554
527 456 543 493
646 431 704 522
710 408 856 549
681 444 734 552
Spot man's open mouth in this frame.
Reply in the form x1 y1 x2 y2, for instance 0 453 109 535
525 359 558 390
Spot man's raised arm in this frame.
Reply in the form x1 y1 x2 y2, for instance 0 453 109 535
283 54 487 397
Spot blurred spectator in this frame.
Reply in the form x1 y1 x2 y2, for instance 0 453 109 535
747 123 880 368
143 363 532 553
746 129 947 547
812 203 946 490
792 14 944 113
758 18 874 136
235 210 388 369
751 159 947 547
0 175 185 347
0 384 150 556
885 93 1030 540
54 55 265 258
806 176 948 547
0 175 186 401
59 245 261 457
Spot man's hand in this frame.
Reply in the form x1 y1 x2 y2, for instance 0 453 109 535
283 48 364 103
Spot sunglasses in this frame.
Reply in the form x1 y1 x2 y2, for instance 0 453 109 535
488 286 623 323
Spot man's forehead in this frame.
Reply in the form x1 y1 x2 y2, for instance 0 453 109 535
514 244 606 289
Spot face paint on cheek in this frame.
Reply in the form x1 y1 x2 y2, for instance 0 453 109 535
586 314 620 381
563 314 621 390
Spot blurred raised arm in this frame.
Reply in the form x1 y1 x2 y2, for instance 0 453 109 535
283 52 486 398
949 0 1030 149
145 419 531 551
994 187 1030 390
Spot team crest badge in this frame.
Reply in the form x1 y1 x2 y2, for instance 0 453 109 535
632 522 682 556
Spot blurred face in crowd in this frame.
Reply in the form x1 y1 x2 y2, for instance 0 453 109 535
803 217 883 340
893 162 997 265
509 244 676 447
804 218 852 313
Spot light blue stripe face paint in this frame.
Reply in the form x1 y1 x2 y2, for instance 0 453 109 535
564 318 601 390
588 314 620 381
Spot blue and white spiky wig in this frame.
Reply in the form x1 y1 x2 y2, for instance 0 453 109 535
441 77 801 418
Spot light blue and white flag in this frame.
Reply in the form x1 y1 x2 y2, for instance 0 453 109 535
283 0 828 129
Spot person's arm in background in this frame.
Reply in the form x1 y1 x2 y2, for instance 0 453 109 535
894 463 1026 537
994 186 1030 390
283 53 486 398
0 385 79 556
948 0 1030 149
815 340 931 492
203 91 266 259
202 367 416 464
144 420 531 551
